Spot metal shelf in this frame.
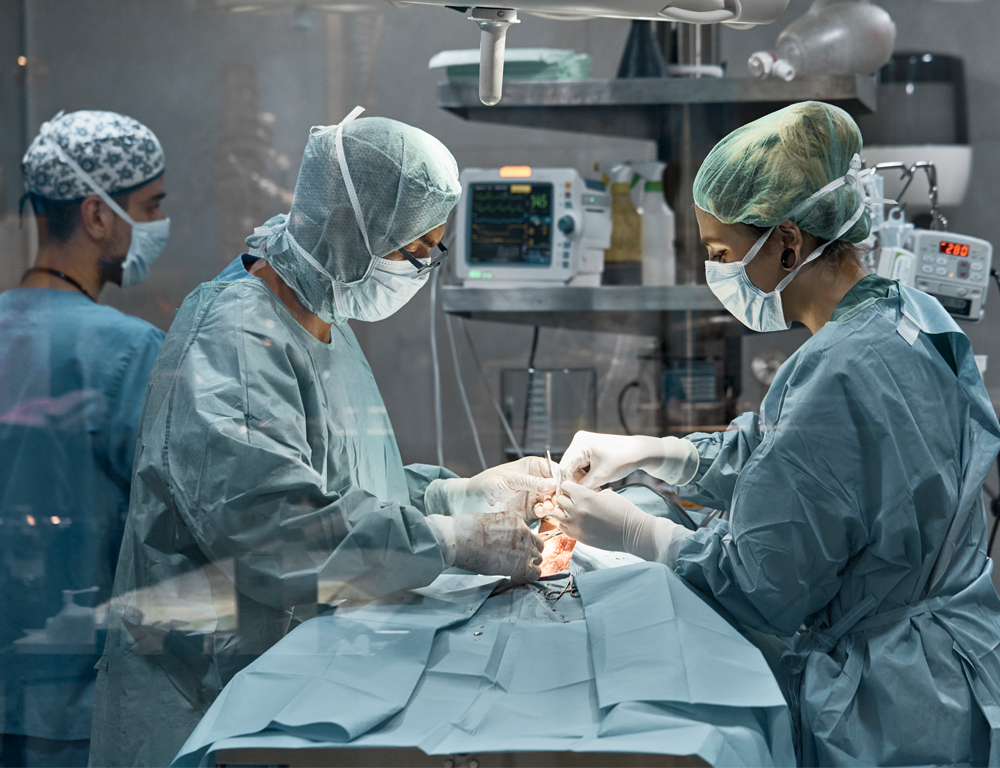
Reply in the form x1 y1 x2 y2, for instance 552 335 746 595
441 284 735 335
438 75 877 139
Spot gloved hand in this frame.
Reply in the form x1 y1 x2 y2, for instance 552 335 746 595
425 457 557 521
542 481 692 567
559 431 700 489
427 512 544 581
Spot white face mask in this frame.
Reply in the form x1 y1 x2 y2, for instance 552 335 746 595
704 226 789 332
704 154 881 333
333 255 430 322
280 107 439 324
39 129 169 288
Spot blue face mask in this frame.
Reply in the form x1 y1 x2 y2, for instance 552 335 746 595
704 226 789 333
119 216 170 288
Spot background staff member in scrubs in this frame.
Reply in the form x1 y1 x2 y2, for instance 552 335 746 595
90 110 552 768
546 102 1000 766
0 110 168 768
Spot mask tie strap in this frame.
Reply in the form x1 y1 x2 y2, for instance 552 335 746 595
741 226 776 267
772 154 895 293
332 106 374 259
250 215 339 286
37 116 136 225
775 189 868 293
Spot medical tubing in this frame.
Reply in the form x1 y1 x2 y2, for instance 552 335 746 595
430 269 444 466
617 380 641 436
445 312 488 471
459 318 524 459
990 487 1000 559
522 326 540 447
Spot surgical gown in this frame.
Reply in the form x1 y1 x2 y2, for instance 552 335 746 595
89 257 455 767
0 288 163 765
673 278 1000 766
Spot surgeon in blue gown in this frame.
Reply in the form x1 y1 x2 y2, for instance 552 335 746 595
88 109 552 768
547 102 1000 766
0 111 169 768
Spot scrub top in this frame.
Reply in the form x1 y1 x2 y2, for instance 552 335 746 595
89 257 455 767
0 288 163 750
674 278 1000 766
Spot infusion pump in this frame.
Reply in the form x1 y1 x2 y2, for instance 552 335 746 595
454 167 611 287
910 231 993 323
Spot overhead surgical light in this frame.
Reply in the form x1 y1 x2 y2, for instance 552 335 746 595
453 0 791 103
205 0 792 104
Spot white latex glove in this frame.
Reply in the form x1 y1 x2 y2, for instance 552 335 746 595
426 512 544 581
559 431 699 489
546 481 692 567
425 457 557 521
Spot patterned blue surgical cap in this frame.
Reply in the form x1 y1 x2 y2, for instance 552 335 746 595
22 110 165 201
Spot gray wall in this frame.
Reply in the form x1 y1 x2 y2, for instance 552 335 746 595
0 0 659 478
3 0 1000 487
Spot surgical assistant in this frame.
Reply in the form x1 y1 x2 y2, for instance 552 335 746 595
553 102 1000 766
89 110 551 768
1 111 168 768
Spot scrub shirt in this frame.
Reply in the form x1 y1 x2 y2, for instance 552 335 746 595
0 288 162 766
674 277 1000 766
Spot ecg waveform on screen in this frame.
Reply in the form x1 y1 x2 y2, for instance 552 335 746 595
469 183 553 265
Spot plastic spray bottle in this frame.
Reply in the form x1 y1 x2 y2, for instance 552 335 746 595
632 162 676 286
602 164 643 285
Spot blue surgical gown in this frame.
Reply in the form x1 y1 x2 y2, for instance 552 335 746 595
0 289 163 756
674 279 1000 766
89 257 455 767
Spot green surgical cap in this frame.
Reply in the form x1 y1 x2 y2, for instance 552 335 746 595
693 101 871 244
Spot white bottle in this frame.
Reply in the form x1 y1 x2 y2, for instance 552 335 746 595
641 179 676 286
748 1 896 81
45 587 98 645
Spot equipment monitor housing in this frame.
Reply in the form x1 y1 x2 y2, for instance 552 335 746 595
910 229 993 322
454 167 611 287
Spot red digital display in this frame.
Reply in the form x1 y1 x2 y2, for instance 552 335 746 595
940 240 971 257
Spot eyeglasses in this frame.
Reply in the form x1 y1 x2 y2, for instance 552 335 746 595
397 242 449 277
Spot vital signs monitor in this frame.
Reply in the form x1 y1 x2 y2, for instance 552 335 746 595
454 167 611 287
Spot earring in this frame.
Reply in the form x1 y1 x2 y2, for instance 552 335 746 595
781 248 795 269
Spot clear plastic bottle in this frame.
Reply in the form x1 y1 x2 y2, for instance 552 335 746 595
603 167 643 285
748 1 896 81
641 180 676 286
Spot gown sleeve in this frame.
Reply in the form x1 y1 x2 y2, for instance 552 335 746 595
153 290 446 606
672 369 867 637
404 463 461 515
675 410 763 510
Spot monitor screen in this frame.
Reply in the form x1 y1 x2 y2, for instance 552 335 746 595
468 182 553 265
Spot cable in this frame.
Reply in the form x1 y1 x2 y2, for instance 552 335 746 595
445 313 487 471
521 326 540 447
459 318 525 459
990 458 1000 558
429 269 444 466
617 380 641 436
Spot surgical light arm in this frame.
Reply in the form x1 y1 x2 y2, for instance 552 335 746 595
449 1 792 105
